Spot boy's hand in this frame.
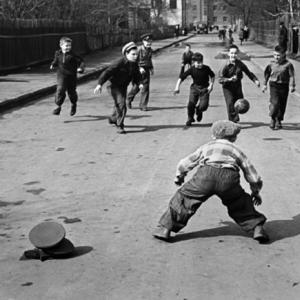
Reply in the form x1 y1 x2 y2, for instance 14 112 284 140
94 84 102 94
173 89 180 95
251 193 262 206
230 75 237 82
262 85 267 93
291 86 296 93
255 80 261 88
139 84 144 90
174 174 185 186
207 85 213 93
77 68 84 74
50 65 54 70
139 67 146 74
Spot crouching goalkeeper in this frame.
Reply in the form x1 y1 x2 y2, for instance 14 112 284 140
153 120 269 243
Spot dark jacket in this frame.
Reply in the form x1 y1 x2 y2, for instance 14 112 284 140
181 51 193 65
50 50 84 77
137 45 153 71
218 59 258 88
97 57 141 89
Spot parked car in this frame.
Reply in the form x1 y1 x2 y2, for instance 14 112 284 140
197 24 208 34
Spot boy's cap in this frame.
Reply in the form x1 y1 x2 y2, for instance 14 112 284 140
60 36 72 44
192 52 203 61
122 41 137 55
29 221 66 249
211 120 241 139
141 33 153 41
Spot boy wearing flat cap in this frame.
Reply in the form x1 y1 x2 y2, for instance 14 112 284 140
127 33 154 111
174 52 215 126
153 120 269 243
94 42 141 134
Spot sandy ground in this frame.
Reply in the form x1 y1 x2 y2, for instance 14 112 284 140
1 35 300 300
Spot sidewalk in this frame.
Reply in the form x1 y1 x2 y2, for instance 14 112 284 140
0 35 193 113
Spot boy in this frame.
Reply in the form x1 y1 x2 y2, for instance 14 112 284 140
179 43 193 77
262 45 296 130
218 44 260 123
94 42 142 134
127 33 154 111
153 120 269 243
50 37 84 116
174 52 215 126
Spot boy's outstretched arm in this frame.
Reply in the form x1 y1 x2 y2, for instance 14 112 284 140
174 147 203 185
173 78 182 95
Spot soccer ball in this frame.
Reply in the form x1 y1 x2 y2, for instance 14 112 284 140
234 98 250 114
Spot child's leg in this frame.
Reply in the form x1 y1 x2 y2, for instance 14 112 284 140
109 85 127 132
269 84 281 122
139 71 150 110
196 90 209 122
55 76 67 107
219 184 267 233
186 86 198 125
126 83 140 107
66 77 78 116
158 191 206 233
277 84 289 122
223 84 243 122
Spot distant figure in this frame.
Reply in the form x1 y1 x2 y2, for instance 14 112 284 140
243 25 249 41
179 43 193 77
174 25 180 38
278 21 288 52
292 24 299 55
238 28 245 45
50 37 85 116
127 33 154 111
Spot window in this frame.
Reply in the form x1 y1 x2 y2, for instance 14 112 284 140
170 0 177 9
223 16 227 22
213 5 217 10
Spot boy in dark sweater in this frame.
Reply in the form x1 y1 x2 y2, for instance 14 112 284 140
51 37 84 116
174 52 215 126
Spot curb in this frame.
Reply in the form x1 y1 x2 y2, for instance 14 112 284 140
0 35 194 113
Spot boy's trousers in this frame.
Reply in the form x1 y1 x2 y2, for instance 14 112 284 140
127 69 150 109
107 83 127 129
159 165 266 233
269 82 289 121
188 84 209 121
222 82 244 122
55 74 78 106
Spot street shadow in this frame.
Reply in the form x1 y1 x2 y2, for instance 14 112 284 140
125 122 212 133
64 115 108 123
143 106 186 111
170 214 300 244
239 121 300 131
53 246 94 260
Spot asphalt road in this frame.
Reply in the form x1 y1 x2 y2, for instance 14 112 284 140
1 34 300 300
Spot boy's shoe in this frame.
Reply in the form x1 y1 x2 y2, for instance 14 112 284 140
274 120 282 130
52 106 61 115
70 104 77 116
152 225 171 241
196 111 203 122
127 102 132 109
253 225 269 243
185 118 195 126
108 117 117 126
269 119 275 129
